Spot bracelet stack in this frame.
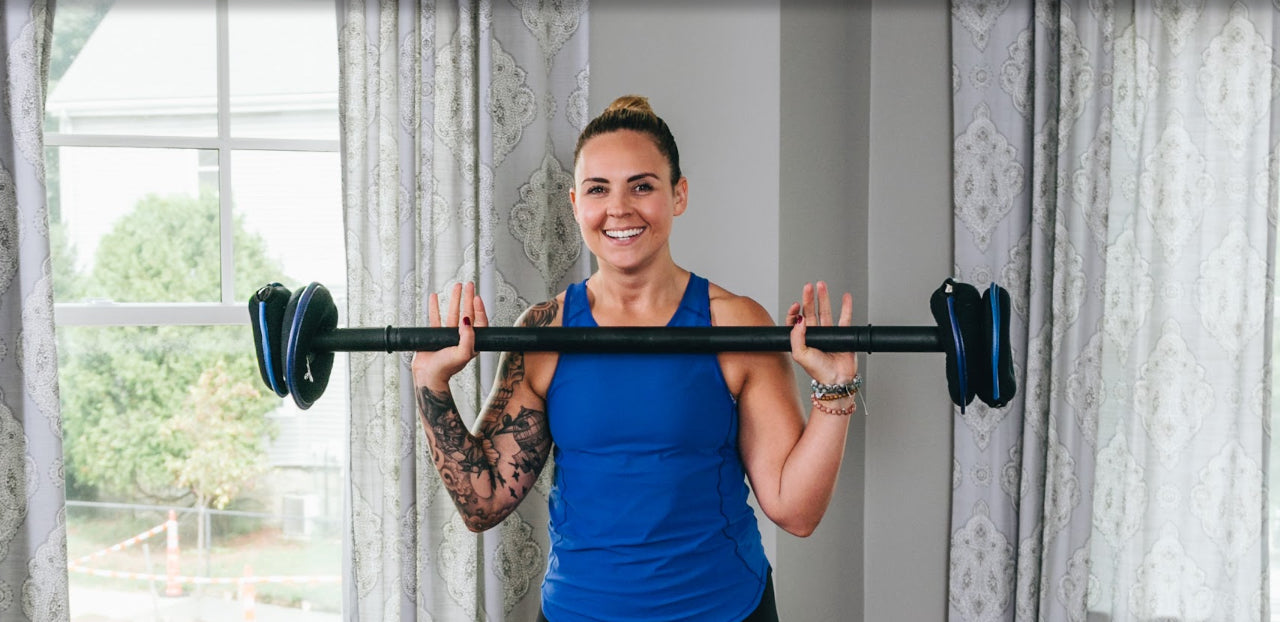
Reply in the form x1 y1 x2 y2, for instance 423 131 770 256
810 375 862 416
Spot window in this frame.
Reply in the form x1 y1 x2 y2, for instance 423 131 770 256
46 1 346 618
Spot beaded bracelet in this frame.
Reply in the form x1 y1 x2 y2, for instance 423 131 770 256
810 374 863 401
811 397 857 416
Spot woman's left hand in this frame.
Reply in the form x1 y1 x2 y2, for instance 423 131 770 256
786 281 858 386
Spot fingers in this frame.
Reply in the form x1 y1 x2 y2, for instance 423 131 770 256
789 281 857 379
461 281 475 325
415 281 491 388
473 292 489 328
801 282 816 325
816 281 833 326
435 281 491 328
428 292 442 327
788 305 808 355
797 281 844 326
445 282 462 327
456 282 477 352
785 302 801 326
839 292 853 326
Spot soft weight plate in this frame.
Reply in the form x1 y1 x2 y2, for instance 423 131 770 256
284 282 338 410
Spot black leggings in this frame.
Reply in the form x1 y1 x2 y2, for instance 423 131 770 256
742 567 779 622
537 567 778 622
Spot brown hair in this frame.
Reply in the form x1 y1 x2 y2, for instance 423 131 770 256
573 95 682 183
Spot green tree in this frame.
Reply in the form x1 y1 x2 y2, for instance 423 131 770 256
167 361 274 510
58 192 286 505
165 360 276 564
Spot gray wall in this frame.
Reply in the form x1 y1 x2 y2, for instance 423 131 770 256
865 3 954 621
589 1 951 620
776 1 868 619
588 1 783 309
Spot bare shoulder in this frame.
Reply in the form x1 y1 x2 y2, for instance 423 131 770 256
516 292 566 328
708 282 788 399
512 293 566 398
708 282 775 328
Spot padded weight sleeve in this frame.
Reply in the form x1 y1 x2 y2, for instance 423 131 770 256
283 282 339 410
249 283 292 398
979 282 1016 408
929 278 982 413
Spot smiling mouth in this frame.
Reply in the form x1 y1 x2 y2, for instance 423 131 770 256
605 227 644 240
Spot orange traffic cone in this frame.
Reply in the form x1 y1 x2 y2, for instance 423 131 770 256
240 564 256 621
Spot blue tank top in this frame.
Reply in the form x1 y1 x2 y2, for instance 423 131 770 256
541 274 769 621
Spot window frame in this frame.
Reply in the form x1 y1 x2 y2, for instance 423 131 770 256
46 0 341 328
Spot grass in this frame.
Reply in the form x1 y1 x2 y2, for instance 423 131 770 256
66 511 342 613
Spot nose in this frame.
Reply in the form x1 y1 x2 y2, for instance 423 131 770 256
604 193 632 218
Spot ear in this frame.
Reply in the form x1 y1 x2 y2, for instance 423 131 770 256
673 177 688 217
569 187 581 221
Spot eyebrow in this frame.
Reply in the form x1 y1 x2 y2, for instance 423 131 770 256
581 172 660 185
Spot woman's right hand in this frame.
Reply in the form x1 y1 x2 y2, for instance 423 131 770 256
411 281 489 390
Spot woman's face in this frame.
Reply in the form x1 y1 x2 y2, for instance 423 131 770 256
571 129 687 272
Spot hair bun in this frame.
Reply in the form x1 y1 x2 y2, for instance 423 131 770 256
605 95 655 116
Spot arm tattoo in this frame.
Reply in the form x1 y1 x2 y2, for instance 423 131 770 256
521 299 559 329
482 299 556 416
417 387 484 514
480 407 551 498
415 298 558 531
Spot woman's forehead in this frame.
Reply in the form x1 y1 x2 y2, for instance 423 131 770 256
576 130 667 179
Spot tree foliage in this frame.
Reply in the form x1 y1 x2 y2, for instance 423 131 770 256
166 360 274 510
58 192 285 505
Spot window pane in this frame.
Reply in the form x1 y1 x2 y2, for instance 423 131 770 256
232 150 346 304
46 0 218 137
60 324 346 620
49 146 222 304
229 0 339 140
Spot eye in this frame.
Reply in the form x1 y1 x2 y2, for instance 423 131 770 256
585 185 606 195
633 182 653 193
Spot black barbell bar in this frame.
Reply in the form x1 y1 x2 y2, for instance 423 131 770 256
251 281 1014 411
314 325 943 354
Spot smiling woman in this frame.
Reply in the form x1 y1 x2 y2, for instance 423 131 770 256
409 95 862 622
570 125 688 277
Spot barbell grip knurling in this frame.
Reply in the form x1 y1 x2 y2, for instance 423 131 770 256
310 326 943 354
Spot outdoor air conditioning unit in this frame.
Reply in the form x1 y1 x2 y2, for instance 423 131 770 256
282 493 320 539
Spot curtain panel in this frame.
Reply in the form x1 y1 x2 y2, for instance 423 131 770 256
337 0 589 619
950 2 1276 620
0 1 69 620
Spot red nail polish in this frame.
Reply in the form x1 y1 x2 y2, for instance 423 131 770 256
463 316 471 326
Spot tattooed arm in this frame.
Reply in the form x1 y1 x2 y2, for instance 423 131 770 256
411 282 559 532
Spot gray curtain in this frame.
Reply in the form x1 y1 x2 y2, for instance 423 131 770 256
0 1 69 620
950 2 1275 620
336 0 589 619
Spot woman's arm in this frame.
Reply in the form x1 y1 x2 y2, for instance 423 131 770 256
412 283 559 532
727 282 858 537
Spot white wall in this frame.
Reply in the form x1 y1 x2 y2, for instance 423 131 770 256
590 1 952 620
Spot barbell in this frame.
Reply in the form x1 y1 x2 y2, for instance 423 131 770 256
250 279 1015 412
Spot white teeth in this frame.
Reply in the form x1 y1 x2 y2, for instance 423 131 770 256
605 227 643 239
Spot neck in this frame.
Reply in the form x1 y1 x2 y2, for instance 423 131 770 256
586 260 690 324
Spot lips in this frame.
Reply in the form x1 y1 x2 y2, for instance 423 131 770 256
604 227 644 240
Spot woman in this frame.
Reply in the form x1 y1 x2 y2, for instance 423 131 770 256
412 96 859 621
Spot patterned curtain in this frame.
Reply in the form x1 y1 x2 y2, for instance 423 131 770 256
949 2 1275 620
0 1 69 620
337 1 589 619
